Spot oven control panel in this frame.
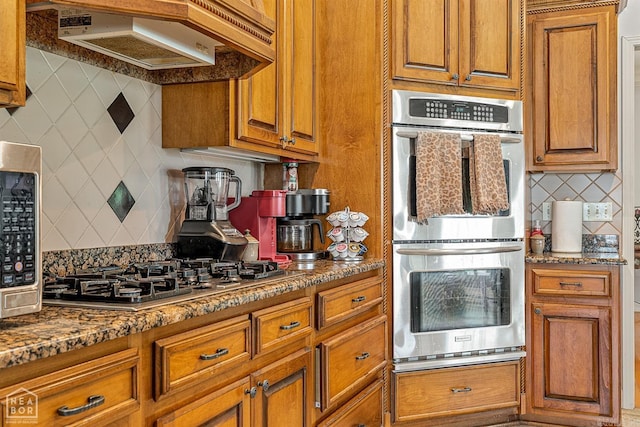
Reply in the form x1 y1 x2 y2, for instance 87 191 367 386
0 172 37 288
409 98 509 123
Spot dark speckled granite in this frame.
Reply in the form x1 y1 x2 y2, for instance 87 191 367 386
0 259 384 369
526 233 626 265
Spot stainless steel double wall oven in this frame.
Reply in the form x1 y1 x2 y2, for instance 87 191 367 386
391 90 526 371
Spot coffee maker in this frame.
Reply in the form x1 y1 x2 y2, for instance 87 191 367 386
228 190 290 264
177 167 247 260
277 189 330 260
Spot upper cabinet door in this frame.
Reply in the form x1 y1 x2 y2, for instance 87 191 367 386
391 0 459 85
0 0 26 108
527 5 617 171
391 0 521 97
237 0 317 157
458 0 521 92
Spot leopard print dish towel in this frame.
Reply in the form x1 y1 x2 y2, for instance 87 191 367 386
469 134 509 214
415 132 464 223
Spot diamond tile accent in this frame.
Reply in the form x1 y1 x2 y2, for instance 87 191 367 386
108 181 136 222
107 92 135 134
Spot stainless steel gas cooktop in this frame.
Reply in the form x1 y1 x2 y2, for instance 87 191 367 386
42 259 302 311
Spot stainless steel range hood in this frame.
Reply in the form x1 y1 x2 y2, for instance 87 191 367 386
25 0 275 80
57 9 222 70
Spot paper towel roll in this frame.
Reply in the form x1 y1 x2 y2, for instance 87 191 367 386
551 200 583 253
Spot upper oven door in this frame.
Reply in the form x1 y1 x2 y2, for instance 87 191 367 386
392 126 524 241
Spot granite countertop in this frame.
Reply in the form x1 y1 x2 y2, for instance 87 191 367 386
526 252 627 265
0 259 384 370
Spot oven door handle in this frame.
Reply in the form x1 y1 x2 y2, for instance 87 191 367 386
395 246 523 256
396 131 521 144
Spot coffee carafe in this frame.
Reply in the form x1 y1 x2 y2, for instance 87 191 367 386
177 167 247 260
277 189 330 260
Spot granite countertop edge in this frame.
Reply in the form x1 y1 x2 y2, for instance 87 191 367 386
0 259 385 370
525 252 627 265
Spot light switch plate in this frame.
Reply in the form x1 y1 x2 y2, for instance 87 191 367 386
583 202 613 221
542 202 552 220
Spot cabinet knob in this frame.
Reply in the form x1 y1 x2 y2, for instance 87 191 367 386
245 387 257 398
536 156 543 162
451 73 459 81
465 75 472 81
258 380 270 391
534 308 542 315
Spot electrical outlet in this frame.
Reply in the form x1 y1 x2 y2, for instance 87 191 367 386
542 202 552 220
583 202 613 221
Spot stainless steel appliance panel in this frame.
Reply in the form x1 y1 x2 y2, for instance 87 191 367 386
0 141 42 319
392 241 525 363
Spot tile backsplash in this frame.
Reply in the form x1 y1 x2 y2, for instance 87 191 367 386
0 47 262 251
528 172 623 236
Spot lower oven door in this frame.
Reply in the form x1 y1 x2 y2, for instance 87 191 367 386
393 240 525 367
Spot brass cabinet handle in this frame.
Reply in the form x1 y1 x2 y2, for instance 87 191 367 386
200 347 229 360
355 352 370 360
245 387 257 398
57 395 105 416
559 281 583 287
258 380 270 391
351 296 366 303
280 321 301 330
451 387 472 394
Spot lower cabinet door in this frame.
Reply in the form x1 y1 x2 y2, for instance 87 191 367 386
316 378 383 427
251 348 312 427
393 361 521 423
155 377 251 427
529 302 614 418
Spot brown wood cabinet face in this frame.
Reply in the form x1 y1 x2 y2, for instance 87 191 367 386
0 348 139 426
527 5 617 171
155 377 251 427
0 0 25 107
529 302 612 416
392 0 521 95
392 361 520 423
252 297 312 356
525 263 620 426
237 0 317 156
250 348 312 427
316 277 383 330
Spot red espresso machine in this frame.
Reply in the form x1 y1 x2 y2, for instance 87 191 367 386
229 190 290 264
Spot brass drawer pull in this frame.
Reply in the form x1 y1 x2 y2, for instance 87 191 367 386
351 296 366 303
450 387 472 394
559 281 583 287
200 348 229 360
280 321 301 330
355 352 370 360
57 395 105 416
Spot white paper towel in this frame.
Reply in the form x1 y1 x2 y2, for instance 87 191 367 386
551 200 583 253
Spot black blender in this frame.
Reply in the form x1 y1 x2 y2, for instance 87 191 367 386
177 167 247 260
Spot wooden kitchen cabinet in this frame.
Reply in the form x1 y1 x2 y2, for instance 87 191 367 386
526 1 618 171
392 360 521 423
391 0 522 98
162 0 317 161
0 348 140 426
524 263 620 426
0 0 26 108
316 378 383 427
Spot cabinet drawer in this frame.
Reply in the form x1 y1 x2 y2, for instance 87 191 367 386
317 315 386 410
393 361 520 422
0 348 139 426
154 315 250 398
316 378 383 427
316 277 382 329
253 297 312 356
531 268 611 297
